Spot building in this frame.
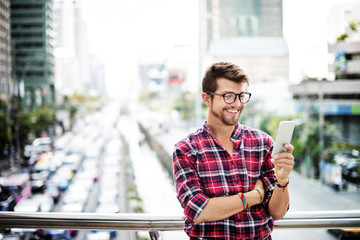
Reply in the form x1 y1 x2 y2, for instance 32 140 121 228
203 0 289 83
0 0 11 110
289 2 360 145
53 0 90 100
10 0 55 110
89 54 105 96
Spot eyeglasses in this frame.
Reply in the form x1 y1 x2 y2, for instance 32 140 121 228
206 91 252 104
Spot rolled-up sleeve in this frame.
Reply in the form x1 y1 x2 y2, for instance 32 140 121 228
173 144 209 223
261 138 276 208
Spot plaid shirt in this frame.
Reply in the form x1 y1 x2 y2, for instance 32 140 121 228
173 123 276 239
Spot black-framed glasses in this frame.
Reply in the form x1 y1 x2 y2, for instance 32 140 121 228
206 91 252 104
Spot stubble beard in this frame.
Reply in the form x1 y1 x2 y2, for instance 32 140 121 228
210 105 243 126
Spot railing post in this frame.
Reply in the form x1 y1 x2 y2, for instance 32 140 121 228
149 231 162 240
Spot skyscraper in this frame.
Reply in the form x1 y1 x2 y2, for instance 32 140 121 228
10 0 55 110
203 0 288 83
53 0 90 99
0 0 11 109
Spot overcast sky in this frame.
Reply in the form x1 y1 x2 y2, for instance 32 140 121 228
82 0 335 98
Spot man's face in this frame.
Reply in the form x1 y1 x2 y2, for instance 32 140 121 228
207 78 248 126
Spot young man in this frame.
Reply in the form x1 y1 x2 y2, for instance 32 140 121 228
172 62 294 239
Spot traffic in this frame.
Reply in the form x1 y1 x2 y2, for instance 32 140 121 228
0 108 126 240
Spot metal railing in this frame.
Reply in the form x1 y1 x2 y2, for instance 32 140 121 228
0 210 359 239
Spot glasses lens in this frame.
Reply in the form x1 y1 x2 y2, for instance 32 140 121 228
240 93 250 103
223 93 236 103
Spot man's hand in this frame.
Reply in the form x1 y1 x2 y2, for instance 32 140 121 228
272 144 295 181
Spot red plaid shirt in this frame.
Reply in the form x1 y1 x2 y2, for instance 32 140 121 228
173 123 276 239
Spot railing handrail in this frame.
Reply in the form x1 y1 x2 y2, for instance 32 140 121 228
0 210 359 231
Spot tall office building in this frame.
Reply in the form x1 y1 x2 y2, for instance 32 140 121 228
53 0 90 100
10 0 55 110
0 0 11 109
204 0 289 83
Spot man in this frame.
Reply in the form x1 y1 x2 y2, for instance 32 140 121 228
172 62 294 239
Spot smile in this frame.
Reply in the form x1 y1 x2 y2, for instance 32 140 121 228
226 109 239 114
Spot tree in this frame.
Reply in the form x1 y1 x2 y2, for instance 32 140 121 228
0 113 11 156
296 117 340 178
17 112 34 156
32 106 56 137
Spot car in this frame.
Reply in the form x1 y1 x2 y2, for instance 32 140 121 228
57 202 83 213
14 198 40 212
62 189 89 205
31 194 54 212
98 191 118 204
43 183 61 203
44 229 68 240
342 161 360 186
63 153 83 172
0 194 16 211
32 137 53 153
86 232 111 240
30 171 49 193
95 203 119 213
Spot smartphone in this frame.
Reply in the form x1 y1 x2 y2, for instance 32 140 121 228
271 121 295 157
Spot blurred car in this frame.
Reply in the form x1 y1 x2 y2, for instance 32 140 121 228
32 137 53 153
30 171 49 193
95 203 119 213
57 202 84 237
49 150 66 172
98 191 118 204
14 198 40 212
0 194 16 211
93 203 119 238
86 232 110 240
44 229 67 240
31 194 54 212
63 153 83 172
62 189 89 205
57 202 83 213
328 228 360 240
43 182 61 203
342 161 360 185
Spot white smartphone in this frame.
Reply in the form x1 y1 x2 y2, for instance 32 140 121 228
271 121 295 157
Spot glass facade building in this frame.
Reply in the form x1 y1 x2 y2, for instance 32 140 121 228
10 0 55 110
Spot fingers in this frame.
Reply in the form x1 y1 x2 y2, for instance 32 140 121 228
284 144 294 154
272 144 295 169
273 144 294 160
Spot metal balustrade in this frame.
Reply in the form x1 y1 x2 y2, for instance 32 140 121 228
0 210 359 240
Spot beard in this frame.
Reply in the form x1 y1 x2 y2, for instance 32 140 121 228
210 105 243 126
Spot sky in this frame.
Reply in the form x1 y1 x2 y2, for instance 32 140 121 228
82 0 198 98
81 0 339 98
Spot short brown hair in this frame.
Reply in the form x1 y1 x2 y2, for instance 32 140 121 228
202 62 249 93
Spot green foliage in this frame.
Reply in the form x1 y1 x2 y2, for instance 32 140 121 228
31 106 56 136
17 112 35 148
293 117 340 177
0 99 7 112
336 20 360 42
257 112 340 177
173 91 195 120
69 105 77 119
337 33 349 42
0 113 11 155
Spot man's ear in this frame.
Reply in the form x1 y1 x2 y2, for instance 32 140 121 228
202 92 211 107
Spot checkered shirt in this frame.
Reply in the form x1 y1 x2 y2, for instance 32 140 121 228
173 123 276 239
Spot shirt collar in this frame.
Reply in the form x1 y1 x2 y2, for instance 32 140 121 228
203 121 243 141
